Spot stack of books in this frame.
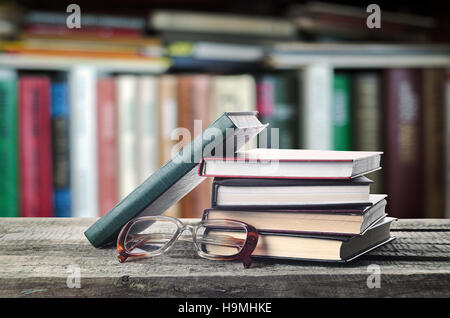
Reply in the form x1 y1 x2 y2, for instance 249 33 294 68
200 148 395 262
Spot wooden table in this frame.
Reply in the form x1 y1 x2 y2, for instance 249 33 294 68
0 218 449 298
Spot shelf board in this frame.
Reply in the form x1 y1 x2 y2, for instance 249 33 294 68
0 53 171 73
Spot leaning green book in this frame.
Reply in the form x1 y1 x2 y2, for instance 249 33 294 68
0 70 18 217
85 112 266 247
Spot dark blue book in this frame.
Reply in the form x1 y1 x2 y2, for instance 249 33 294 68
51 82 71 217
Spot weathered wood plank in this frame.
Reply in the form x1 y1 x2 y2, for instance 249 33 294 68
0 217 449 297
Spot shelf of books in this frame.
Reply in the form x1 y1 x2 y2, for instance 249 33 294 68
1 2 449 220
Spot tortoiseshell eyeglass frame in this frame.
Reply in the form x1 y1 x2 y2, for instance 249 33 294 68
117 215 259 268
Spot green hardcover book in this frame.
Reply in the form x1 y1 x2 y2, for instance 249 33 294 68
332 73 352 150
85 112 266 247
0 70 18 217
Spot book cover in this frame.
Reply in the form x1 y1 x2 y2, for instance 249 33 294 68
51 80 71 217
0 70 18 217
69 66 98 218
256 73 299 149
97 77 118 217
353 72 383 193
384 69 423 218
177 75 212 218
423 69 445 218
84 112 266 248
19 76 53 217
116 75 138 200
333 73 352 150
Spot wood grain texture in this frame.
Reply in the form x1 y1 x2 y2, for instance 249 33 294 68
0 218 449 297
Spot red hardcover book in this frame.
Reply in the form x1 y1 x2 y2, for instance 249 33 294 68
19 76 53 217
97 77 118 217
384 69 423 218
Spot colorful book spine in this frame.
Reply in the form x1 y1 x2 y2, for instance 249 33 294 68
384 69 423 218
157 75 180 218
332 73 352 150
69 66 98 217
137 76 158 184
51 81 71 217
19 76 53 217
117 75 138 200
256 73 299 149
211 74 256 149
353 72 382 193
423 69 445 218
178 75 212 218
97 77 118 217
445 70 450 218
0 70 19 217
300 65 333 150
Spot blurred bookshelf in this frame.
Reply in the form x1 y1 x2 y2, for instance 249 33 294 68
0 0 450 220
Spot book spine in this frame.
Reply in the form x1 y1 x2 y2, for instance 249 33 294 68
301 65 333 150
51 81 71 217
178 75 212 218
257 74 299 149
19 77 53 217
69 67 98 217
117 75 138 200
0 70 19 217
157 75 180 218
446 70 450 218
97 77 118 217
137 76 158 184
353 72 382 193
332 73 352 150
211 75 257 149
384 69 423 218
256 75 275 148
423 69 445 218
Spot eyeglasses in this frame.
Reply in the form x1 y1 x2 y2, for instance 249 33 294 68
117 215 259 268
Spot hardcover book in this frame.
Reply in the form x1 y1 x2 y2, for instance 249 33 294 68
332 73 352 150
177 75 212 218
200 148 382 179
116 75 139 200
51 80 71 217
256 73 299 149
423 69 445 218
97 77 118 217
210 176 373 208
204 194 387 235
384 69 423 218
157 75 180 218
0 70 18 217
19 76 53 217
84 112 266 248
353 72 382 193
69 66 98 218
205 217 396 262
